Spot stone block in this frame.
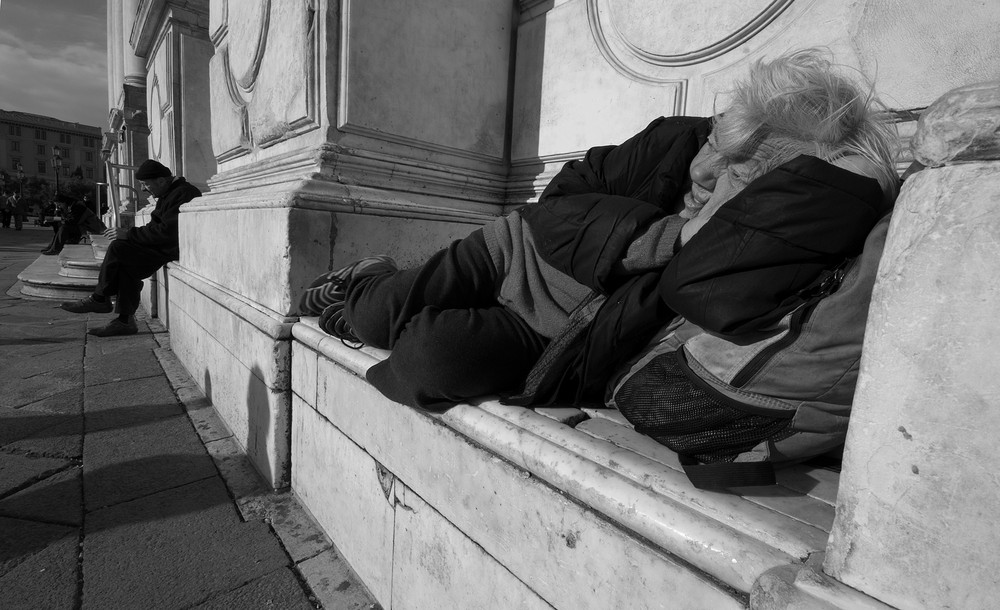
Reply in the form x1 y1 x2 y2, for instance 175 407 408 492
825 162 1000 609
168 271 291 487
304 339 745 608
912 81 1000 166
290 340 317 408
296 547 381 610
292 398 395 606
391 482 550 610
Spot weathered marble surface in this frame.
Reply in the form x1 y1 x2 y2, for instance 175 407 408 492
289 320 861 607
826 161 1000 610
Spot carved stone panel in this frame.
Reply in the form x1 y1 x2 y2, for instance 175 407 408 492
338 0 513 164
209 0 318 163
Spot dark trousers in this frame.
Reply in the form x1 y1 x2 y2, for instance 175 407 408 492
345 230 548 410
44 223 82 253
95 240 173 319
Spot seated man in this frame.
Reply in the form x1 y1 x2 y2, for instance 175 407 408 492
41 193 106 255
300 48 899 412
60 159 202 337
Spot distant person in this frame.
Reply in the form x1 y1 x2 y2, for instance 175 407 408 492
1 189 15 229
10 190 25 230
60 159 202 337
41 193 106 255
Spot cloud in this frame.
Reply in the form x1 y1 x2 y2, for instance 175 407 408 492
0 28 108 127
0 0 109 128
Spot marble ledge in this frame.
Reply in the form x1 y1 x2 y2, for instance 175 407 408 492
169 265 297 340
182 175 501 224
292 317 840 593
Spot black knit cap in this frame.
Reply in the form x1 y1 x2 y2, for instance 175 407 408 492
135 159 172 180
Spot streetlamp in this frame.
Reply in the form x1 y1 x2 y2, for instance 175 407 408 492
51 146 64 199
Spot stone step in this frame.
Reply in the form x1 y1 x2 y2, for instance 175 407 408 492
58 244 103 279
17 248 98 300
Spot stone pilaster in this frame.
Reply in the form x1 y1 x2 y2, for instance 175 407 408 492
824 82 1000 610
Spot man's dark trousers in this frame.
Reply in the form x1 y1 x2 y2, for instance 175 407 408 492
95 239 173 318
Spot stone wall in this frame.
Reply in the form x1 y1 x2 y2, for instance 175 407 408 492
109 2 1000 603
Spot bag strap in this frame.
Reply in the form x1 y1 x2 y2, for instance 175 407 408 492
679 454 776 490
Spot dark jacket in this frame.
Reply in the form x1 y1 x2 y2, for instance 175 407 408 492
509 117 884 405
61 202 106 243
127 177 202 259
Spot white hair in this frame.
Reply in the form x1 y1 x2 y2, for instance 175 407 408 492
712 48 900 200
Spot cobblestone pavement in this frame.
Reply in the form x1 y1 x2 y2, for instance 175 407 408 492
0 227 378 610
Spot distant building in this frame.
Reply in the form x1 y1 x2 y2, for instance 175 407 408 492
0 109 103 184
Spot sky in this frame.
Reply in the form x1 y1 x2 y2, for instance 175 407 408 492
0 0 108 128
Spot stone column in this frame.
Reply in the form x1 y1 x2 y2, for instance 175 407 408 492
825 82 1000 609
166 0 516 488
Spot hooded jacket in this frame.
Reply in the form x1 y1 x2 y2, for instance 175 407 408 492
508 117 885 405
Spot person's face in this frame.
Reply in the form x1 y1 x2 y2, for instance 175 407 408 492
140 177 170 198
683 133 727 212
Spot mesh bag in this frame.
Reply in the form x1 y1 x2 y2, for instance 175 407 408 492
614 350 794 463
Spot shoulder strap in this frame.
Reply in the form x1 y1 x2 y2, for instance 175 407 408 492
679 454 776 490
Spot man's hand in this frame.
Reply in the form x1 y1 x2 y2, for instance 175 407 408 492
104 227 128 240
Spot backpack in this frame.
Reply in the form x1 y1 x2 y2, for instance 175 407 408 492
606 211 892 490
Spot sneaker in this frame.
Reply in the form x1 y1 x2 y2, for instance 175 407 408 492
88 317 138 337
61 296 113 314
318 302 364 348
298 255 396 316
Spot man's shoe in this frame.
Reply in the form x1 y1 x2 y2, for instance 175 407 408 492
88 317 138 337
60 296 113 314
41 249 59 255
298 255 396 316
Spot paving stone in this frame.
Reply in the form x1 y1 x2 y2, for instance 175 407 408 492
1 413 84 460
0 527 78 610
237 490 331 563
0 399 81 449
0 467 82 526
192 567 315 610
0 515 76 577
84 374 183 433
84 415 218 511
6 386 83 416
83 477 290 609
85 343 168 386
0 363 84 409
298 547 380 610
86 339 163 386
205 435 270 504
85 329 159 359
0 453 71 496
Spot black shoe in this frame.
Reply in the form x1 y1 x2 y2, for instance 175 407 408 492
60 296 113 314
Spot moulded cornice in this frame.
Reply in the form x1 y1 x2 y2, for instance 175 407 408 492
131 0 210 58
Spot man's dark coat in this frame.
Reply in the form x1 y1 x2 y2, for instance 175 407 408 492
127 177 202 259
